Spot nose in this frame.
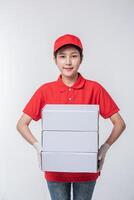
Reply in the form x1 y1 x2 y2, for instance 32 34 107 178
65 56 72 65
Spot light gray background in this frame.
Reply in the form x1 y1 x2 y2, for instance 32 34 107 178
0 0 133 199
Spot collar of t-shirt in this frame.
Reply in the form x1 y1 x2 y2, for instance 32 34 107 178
57 72 86 92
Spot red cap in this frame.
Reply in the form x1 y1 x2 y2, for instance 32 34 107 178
53 34 83 53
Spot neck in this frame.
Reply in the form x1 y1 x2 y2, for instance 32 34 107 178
61 73 79 87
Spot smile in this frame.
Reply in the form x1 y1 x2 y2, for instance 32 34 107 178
63 67 73 70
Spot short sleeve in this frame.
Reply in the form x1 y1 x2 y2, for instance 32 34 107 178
23 86 45 121
98 84 120 119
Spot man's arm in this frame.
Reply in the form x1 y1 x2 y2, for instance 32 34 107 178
16 113 42 168
105 112 126 146
98 112 126 171
16 113 38 145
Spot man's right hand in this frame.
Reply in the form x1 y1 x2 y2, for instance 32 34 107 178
33 142 42 169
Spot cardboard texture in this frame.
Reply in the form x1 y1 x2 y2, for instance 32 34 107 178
41 104 99 131
41 104 99 172
41 152 98 172
41 131 98 152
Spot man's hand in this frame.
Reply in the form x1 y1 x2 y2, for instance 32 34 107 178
33 142 42 169
98 143 110 171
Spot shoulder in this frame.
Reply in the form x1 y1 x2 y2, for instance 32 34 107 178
36 80 57 92
85 78 104 90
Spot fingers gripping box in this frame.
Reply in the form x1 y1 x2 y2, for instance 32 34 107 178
41 104 99 172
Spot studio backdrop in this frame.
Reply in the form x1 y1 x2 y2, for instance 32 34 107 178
0 0 134 199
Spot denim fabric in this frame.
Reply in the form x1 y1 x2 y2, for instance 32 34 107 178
47 180 96 200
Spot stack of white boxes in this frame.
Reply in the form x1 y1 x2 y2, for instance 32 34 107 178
41 104 99 173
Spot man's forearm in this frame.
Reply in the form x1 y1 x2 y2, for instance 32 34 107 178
105 118 126 146
17 123 38 145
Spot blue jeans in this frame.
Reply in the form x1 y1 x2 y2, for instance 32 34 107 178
46 180 96 200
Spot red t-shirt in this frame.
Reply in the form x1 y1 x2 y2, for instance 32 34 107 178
23 72 120 182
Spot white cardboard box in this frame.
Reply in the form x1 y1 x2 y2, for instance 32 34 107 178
41 131 98 152
41 104 99 131
41 104 99 172
41 152 98 172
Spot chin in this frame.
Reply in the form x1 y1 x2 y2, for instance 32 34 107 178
63 72 77 78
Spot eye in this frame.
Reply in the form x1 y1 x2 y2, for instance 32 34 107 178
59 55 65 58
72 55 78 58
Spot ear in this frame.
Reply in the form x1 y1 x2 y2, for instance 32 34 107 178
80 55 83 64
53 56 57 65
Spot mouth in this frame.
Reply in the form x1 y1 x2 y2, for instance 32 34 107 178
63 67 73 71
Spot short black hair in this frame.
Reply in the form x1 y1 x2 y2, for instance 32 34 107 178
54 44 83 63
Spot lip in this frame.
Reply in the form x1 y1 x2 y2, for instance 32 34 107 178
63 68 73 72
63 67 73 69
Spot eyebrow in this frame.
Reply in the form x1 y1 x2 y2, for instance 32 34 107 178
57 51 79 55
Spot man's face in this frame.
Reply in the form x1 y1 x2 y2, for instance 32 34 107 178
54 45 81 78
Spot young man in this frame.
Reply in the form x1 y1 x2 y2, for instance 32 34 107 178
16 34 126 200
